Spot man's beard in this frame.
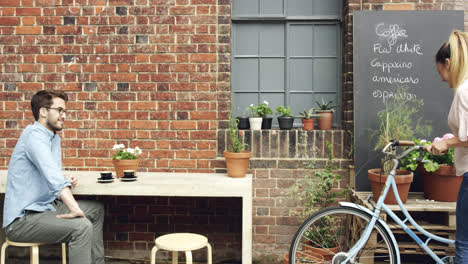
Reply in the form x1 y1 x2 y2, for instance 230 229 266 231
47 120 63 132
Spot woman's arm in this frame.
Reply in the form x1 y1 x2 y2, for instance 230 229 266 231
429 136 468 155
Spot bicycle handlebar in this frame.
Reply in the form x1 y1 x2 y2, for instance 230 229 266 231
392 140 415 146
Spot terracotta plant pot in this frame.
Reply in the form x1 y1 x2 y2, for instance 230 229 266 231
301 118 315 130
223 151 251 178
249 117 262 130
283 251 324 264
261 117 273 129
422 165 462 202
368 168 413 204
113 159 139 178
303 244 339 261
316 110 333 130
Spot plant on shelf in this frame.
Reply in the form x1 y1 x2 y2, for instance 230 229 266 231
399 134 459 202
315 99 336 130
236 107 250 130
247 101 273 130
275 105 295 130
112 144 142 178
368 86 431 204
297 108 320 131
223 115 251 178
286 141 349 260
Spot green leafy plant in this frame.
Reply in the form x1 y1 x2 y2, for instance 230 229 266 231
315 98 336 111
275 105 293 117
297 108 319 119
112 144 142 160
371 86 431 174
286 141 349 247
248 101 273 118
227 115 247 152
400 136 454 172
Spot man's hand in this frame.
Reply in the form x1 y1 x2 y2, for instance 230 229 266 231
56 210 85 219
65 175 78 188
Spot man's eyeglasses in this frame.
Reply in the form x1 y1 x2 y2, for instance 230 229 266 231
45 107 67 115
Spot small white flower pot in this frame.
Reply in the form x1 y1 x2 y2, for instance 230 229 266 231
249 117 263 130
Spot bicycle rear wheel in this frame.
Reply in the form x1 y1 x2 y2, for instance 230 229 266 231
289 206 397 264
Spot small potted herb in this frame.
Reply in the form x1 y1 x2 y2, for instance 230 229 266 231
223 115 251 177
236 108 250 130
275 105 294 130
297 108 320 131
248 101 273 130
315 99 336 130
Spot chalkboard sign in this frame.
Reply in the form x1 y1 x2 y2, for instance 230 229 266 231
353 11 464 191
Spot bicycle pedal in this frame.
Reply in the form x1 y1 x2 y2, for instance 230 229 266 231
441 256 455 264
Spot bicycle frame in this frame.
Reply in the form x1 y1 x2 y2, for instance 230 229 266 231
343 143 455 264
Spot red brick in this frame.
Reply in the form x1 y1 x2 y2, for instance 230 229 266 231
130 121 156 129
383 3 414 10
190 150 215 159
169 159 196 168
36 55 61 63
0 17 20 25
16 8 41 15
0 0 20 6
150 54 176 63
16 26 41 35
169 6 195 15
170 121 197 130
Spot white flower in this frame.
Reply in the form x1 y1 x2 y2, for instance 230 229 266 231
113 144 125 150
263 100 269 105
126 148 135 154
250 104 254 107
135 147 142 155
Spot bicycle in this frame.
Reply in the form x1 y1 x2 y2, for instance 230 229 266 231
289 140 455 264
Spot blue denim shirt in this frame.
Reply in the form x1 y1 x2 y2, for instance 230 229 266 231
3 122 71 228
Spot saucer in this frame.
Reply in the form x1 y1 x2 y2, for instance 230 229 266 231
120 177 137 182
97 178 114 183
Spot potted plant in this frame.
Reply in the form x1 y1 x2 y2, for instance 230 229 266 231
399 134 460 202
248 101 273 129
286 141 349 261
369 87 431 204
236 108 250 130
297 108 320 131
315 98 336 130
223 115 252 178
112 144 142 178
275 105 294 130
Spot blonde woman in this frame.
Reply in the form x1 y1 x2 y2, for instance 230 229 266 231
428 30 468 263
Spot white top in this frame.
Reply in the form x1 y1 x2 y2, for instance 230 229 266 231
448 79 468 176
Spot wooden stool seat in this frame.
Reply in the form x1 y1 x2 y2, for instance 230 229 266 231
151 233 212 264
1 239 66 264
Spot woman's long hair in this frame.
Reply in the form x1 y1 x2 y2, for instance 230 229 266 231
436 30 468 90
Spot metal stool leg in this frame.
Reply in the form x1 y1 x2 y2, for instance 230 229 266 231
61 243 67 264
151 246 159 264
185 251 192 264
172 251 178 264
206 243 212 264
30 245 39 264
1 242 8 264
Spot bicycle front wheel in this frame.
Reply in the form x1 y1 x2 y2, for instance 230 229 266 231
289 206 397 264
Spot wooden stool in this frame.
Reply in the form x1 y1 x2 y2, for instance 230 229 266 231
1 239 67 264
151 233 212 264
